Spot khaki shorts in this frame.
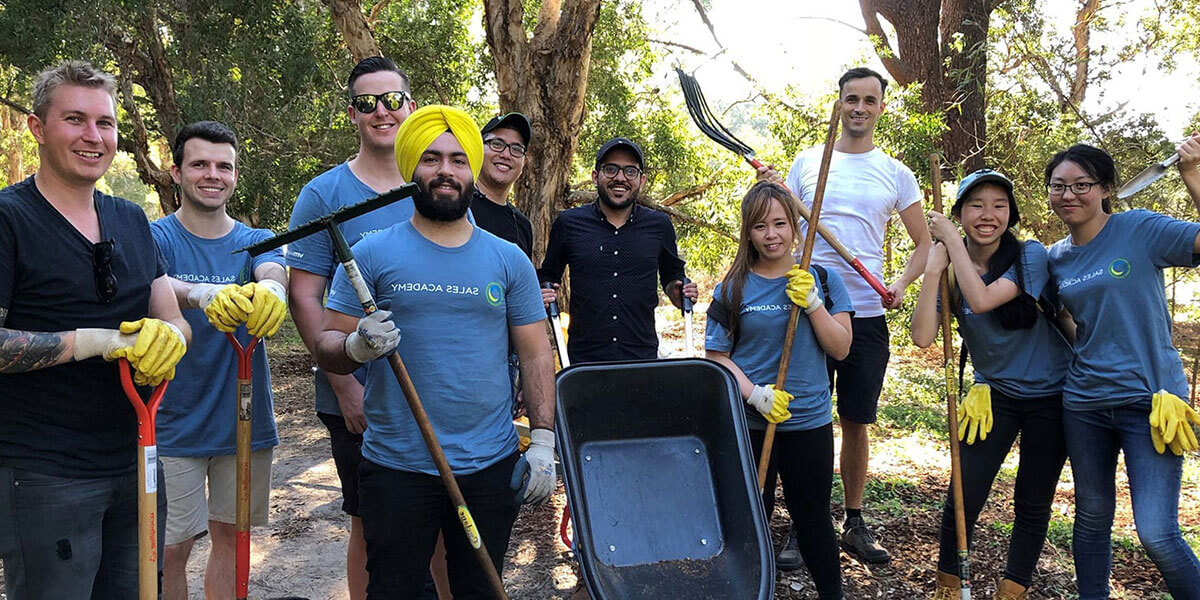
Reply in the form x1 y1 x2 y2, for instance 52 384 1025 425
161 449 274 545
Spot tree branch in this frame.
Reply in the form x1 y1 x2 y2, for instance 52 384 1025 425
566 189 734 240
793 16 869 36
648 38 705 55
0 97 30 115
1069 0 1099 106
859 0 914 84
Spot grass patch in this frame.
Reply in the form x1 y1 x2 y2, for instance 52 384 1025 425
862 475 931 517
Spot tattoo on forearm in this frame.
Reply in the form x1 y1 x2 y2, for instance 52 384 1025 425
0 328 68 373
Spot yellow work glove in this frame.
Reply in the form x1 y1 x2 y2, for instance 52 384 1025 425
957 383 993 445
785 264 821 314
747 384 793 424
243 280 288 338
187 283 254 332
1150 390 1200 455
112 318 187 387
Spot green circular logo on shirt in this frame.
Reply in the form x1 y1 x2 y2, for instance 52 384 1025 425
485 282 504 306
1108 258 1131 279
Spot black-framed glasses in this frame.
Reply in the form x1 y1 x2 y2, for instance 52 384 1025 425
350 91 410 114
599 164 642 179
484 137 527 158
93 239 117 304
1047 181 1099 196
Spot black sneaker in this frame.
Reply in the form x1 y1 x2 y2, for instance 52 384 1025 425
840 516 890 564
776 525 803 571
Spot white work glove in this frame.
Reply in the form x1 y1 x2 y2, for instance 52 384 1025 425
511 428 556 504
74 327 137 361
746 384 793 423
186 283 253 332
344 309 400 363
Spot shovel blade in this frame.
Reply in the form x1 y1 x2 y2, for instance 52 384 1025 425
1117 153 1181 199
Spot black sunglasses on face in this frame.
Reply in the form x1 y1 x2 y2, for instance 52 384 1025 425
93 239 117 303
350 91 410 114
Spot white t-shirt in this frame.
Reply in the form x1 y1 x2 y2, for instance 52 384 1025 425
784 146 922 317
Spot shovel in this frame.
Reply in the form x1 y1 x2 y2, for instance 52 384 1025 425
543 282 570 369
118 358 168 600
225 333 260 600
1117 153 1181 199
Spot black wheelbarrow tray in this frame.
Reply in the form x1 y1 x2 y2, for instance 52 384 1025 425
555 358 774 599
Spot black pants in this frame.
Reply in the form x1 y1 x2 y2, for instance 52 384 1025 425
358 453 520 599
937 391 1067 586
752 424 843 599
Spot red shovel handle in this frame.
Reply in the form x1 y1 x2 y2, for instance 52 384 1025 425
225 333 260 378
119 358 167 446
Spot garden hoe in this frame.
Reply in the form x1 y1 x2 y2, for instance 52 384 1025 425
238 184 511 600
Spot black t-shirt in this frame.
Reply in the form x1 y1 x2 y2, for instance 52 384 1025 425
0 176 166 478
470 189 534 260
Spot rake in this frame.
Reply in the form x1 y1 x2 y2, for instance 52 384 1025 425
676 68 894 305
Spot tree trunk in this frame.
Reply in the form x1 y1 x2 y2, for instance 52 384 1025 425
1 108 26 185
323 0 382 64
861 0 991 171
483 0 604 265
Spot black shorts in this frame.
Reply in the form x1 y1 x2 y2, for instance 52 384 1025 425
317 411 364 517
826 315 890 425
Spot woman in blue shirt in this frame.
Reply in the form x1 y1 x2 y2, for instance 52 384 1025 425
1044 144 1200 599
914 169 1072 599
705 181 853 599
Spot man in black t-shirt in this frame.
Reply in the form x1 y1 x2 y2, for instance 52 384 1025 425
0 60 190 598
471 112 534 259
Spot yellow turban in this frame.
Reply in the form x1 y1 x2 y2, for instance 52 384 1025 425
394 105 483 182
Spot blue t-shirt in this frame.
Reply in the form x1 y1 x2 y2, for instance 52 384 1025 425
151 214 281 456
286 163 414 416
326 222 545 475
1048 210 1200 409
704 266 854 432
954 241 1071 399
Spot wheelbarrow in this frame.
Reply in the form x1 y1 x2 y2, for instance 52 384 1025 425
555 358 774 600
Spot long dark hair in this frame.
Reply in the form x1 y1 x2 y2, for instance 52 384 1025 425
718 182 803 341
977 231 1039 329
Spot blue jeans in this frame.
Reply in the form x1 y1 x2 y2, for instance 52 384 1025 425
0 464 166 599
1064 405 1200 599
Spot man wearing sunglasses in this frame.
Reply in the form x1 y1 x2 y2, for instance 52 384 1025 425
150 120 288 600
0 60 190 598
287 56 462 600
538 137 698 364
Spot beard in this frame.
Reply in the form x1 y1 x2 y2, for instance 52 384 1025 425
597 185 637 211
413 175 473 222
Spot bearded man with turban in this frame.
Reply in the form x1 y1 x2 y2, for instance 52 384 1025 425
315 105 558 599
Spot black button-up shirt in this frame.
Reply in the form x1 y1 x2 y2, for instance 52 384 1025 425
537 201 686 363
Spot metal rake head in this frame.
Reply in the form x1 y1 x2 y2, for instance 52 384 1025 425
675 67 757 160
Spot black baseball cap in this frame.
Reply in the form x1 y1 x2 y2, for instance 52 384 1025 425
481 112 531 145
595 137 644 169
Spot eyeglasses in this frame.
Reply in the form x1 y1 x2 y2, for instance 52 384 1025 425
1047 181 1099 196
599 164 642 179
484 137 527 158
93 239 117 304
350 91 410 114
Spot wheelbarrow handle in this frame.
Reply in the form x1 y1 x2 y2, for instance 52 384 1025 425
118 358 168 600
